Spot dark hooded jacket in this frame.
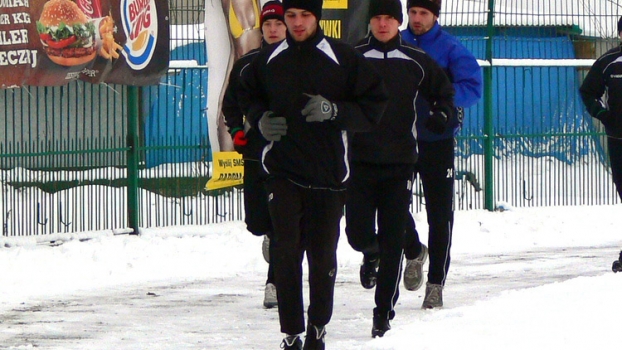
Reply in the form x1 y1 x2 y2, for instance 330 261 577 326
222 41 268 160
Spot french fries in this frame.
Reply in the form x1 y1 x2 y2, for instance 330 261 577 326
98 16 122 60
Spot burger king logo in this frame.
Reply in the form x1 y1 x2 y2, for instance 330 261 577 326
120 0 158 70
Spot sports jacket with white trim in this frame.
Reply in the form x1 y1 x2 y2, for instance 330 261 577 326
222 45 264 160
240 28 388 190
353 34 455 164
580 44 622 138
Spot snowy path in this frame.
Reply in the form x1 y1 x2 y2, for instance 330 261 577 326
2 244 618 350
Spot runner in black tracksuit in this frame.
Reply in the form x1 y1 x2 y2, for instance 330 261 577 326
239 1 388 347
346 0 454 337
221 1 286 310
579 30 622 201
580 20 622 271
222 1 287 308
223 44 272 237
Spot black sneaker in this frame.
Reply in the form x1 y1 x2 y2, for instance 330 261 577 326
372 315 391 338
281 335 302 349
360 255 379 289
613 250 622 273
303 323 326 350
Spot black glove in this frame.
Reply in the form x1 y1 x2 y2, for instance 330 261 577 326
258 111 287 141
301 94 337 122
596 110 615 129
425 111 448 135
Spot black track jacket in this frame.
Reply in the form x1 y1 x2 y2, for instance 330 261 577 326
240 28 389 189
580 44 622 138
353 34 455 164
222 44 265 161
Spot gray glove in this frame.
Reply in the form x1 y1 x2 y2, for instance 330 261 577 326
301 94 338 122
258 111 287 141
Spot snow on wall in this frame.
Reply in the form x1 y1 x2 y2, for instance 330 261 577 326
439 0 621 38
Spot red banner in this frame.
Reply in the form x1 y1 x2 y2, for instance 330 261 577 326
0 0 169 88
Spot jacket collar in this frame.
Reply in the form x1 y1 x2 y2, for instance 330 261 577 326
407 21 441 45
286 27 325 49
369 32 402 52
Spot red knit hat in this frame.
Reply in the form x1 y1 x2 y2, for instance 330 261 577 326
261 1 284 26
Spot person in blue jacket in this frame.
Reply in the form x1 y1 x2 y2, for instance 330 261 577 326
400 0 483 309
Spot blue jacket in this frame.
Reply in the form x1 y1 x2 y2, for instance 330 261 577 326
401 22 483 141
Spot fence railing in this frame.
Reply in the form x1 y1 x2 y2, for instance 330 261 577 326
1 0 621 238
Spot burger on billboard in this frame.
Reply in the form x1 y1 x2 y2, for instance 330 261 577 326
36 0 97 66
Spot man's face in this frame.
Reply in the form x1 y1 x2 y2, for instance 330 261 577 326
407 6 437 35
262 19 287 44
284 8 318 42
370 15 400 43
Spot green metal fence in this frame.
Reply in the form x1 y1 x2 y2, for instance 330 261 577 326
445 0 622 210
1 0 621 238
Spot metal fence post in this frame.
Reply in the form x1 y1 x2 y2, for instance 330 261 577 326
127 86 140 234
484 0 495 211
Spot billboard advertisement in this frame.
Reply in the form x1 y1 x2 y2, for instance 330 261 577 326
0 0 170 88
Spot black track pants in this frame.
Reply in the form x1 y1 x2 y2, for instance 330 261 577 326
345 162 414 317
265 177 345 335
266 239 275 285
404 138 455 286
243 159 275 285
608 137 622 201
243 159 272 236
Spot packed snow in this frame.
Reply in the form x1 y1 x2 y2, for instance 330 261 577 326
1 204 621 349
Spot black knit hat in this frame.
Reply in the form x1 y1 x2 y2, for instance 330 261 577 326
261 1 284 26
282 0 323 21
618 16 622 35
407 0 441 17
369 0 403 24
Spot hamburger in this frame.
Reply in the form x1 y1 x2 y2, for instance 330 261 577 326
37 0 97 66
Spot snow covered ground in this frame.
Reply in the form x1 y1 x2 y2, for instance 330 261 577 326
1 204 622 349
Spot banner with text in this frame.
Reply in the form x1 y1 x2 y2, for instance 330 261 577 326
321 0 370 45
0 0 169 88
205 151 244 191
